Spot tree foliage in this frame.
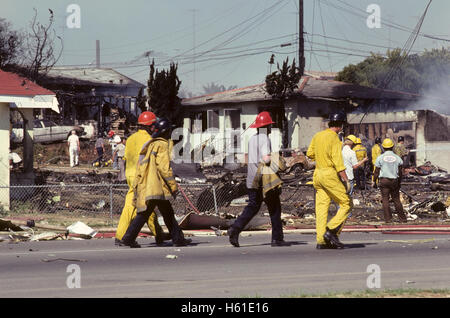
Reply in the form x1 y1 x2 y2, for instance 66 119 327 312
147 59 183 127
335 47 450 93
202 82 238 94
0 18 22 68
0 10 62 82
265 57 302 149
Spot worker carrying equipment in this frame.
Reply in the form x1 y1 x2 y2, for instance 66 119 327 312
227 111 289 248
307 111 352 249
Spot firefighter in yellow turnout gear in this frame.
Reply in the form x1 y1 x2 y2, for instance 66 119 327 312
307 111 352 249
119 118 191 248
353 138 368 190
371 137 384 182
115 111 168 246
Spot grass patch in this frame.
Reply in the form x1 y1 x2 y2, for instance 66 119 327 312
281 288 450 298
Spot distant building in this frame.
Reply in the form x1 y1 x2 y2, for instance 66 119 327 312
39 67 145 137
180 76 420 164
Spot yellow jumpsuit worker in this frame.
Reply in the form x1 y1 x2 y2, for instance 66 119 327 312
307 111 352 249
115 112 165 244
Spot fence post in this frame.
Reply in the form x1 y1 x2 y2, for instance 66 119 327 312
211 184 219 215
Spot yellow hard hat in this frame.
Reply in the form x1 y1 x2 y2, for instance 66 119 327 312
382 138 394 149
356 138 362 144
345 135 358 144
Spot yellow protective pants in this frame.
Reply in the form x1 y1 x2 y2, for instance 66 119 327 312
313 168 353 244
115 187 161 240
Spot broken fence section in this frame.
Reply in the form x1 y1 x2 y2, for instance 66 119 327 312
0 183 223 221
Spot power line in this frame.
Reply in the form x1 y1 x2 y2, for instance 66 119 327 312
358 0 434 125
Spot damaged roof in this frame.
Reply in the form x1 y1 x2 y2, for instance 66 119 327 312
0 70 55 96
182 76 420 106
43 67 145 88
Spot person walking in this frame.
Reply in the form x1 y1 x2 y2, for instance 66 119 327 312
373 138 407 223
353 138 368 190
115 112 169 246
67 130 80 167
227 111 289 248
307 111 352 249
94 133 105 165
119 117 190 248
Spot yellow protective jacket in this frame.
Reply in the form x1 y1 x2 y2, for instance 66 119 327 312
371 144 383 166
251 152 285 197
353 144 367 161
123 129 151 188
393 143 408 158
307 128 346 173
132 137 178 213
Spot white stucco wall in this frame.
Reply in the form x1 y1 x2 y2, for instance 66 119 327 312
0 103 10 209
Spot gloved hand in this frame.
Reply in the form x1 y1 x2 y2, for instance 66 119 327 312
344 180 352 194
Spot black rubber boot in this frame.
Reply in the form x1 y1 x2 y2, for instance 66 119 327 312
323 227 345 249
227 227 240 247
120 214 147 248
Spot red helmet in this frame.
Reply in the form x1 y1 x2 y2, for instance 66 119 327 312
249 111 275 128
138 111 157 126
107 130 115 138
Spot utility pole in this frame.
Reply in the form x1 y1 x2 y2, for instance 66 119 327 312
96 40 100 68
299 0 305 76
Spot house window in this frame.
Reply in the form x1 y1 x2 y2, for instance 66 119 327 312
207 109 219 129
224 109 241 129
189 111 207 133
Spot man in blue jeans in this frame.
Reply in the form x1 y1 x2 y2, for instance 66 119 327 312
227 111 289 247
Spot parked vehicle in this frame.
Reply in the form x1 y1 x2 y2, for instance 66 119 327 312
11 119 85 144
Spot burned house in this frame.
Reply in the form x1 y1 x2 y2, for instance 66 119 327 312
180 76 421 163
38 67 145 137
348 109 450 171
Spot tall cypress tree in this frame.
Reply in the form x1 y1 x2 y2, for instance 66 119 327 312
265 57 302 150
147 59 183 127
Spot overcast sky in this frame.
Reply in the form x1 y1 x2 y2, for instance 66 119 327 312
2 0 449 96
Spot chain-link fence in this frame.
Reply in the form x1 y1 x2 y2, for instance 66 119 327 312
0 182 315 225
0 183 220 225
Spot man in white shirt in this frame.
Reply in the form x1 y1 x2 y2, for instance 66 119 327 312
342 135 368 195
67 130 80 167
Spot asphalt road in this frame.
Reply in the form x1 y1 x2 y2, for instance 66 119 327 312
1 231 450 298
